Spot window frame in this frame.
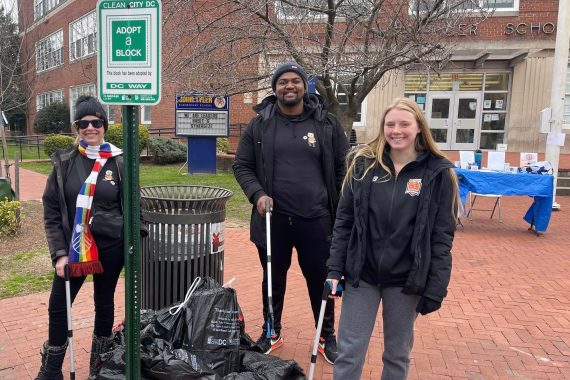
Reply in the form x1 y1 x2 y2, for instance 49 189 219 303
275 0 369 21
34 0 66 21
69 83 96 122
141 106 152 124
69 11 97 62
409 0 519 14
36 89 64 111
36 29 64 73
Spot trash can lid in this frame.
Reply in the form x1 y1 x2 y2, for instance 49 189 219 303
140 185 233 214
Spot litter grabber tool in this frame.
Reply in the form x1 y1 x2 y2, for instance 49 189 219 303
308 279 345 380
64 264 76 380
265 198 276 339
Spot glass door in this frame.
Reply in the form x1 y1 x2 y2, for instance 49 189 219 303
427 93 481 150
426 94 452 150
451 93 480 150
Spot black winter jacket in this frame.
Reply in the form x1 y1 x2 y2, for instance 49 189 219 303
233 94 349 248
327 153 455 302
42 148 123 266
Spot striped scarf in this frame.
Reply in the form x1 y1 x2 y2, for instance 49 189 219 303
68 140 122 277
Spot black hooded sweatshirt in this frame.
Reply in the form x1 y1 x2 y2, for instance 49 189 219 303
233 93 349 249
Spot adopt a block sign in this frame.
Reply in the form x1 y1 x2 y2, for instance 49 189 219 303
98 0 161 105
111 20 147 61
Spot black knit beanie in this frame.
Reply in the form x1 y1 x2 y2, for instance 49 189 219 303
74 95 108 131
271 61 308 91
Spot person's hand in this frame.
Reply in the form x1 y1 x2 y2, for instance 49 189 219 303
256 195 273 216
416 296 442 315
55 256 69 278
327 279 341 299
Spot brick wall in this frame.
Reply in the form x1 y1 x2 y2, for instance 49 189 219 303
18 0 561 135
455 0 558 42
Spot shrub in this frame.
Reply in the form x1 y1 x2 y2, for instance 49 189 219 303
33 102 71 134
216 138 230 153
44 134 75 157
105 124 149 152
0 198 21 239
147 137 187 165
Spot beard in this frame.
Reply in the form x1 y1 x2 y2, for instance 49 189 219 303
277 93 303 107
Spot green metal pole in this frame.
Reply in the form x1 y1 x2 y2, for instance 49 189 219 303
122 105 141 380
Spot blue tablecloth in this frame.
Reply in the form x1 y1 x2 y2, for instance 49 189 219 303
455 169 554 233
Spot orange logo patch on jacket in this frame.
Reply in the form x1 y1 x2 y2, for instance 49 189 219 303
405 179 422 197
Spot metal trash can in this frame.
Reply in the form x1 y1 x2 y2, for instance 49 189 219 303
140 185 233 310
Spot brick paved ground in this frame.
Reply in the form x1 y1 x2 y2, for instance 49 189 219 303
1 164 569 379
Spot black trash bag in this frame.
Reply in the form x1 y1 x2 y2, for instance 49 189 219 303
223 351 306 380
141 338 219 380
237 305 256 351
152 304 187 348
182 277 241 377
95 326 152 380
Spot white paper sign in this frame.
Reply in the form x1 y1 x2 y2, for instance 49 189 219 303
487 151 506 171
491 114 500 121
483 100 492 109
484 114 491 122
496 99 503 109
546 132 566 147
459 151 475 168
520 152 538 167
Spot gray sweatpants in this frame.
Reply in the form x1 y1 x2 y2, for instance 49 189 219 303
333 281 420 380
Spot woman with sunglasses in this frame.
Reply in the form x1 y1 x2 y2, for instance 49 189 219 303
36 96 124 380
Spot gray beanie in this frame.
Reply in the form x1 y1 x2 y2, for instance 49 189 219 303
74 95 108 131
271 61 308 91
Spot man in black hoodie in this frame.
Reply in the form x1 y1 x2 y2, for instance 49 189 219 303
233 61 349 363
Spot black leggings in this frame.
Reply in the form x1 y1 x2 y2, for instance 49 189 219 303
48 243 124 346
256 213 335 337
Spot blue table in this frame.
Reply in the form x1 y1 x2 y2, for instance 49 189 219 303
454 169 554 233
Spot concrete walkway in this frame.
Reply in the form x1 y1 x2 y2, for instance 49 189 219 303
1 166 569 379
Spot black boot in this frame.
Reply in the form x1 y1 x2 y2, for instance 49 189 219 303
88 334 114 380
35 340 67 380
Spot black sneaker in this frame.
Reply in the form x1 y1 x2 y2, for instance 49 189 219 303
318 334 338 364
255 332 284 354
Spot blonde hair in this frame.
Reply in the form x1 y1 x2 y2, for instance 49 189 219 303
343 97 462 218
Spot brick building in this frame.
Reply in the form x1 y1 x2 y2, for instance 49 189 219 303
17 0 570 153
17 0 257 151
362 0 570 154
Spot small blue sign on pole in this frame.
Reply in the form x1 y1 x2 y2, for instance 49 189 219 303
175 93 230 174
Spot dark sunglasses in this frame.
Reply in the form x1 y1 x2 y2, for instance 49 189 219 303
75 119 105 129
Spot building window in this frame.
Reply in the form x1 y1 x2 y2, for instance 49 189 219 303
275 0 368 20
34 0 66 20
404 71 510 149
36 89 64 111
141 106 152 124
106 106 116 124
69 84 96 121
36 30 64 73
410 0 518 13
70 12 97 61
335 84 366 126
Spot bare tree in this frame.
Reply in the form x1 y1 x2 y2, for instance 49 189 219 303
161 0 491 133
1 1 26 171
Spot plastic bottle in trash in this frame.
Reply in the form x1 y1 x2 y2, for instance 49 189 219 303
475 150 482 168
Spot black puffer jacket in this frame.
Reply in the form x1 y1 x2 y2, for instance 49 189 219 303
233 94 349 248
327 153 455 302
42 148 123 266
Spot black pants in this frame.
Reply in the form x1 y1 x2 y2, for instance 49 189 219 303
48 242 124 346
256 213 335 338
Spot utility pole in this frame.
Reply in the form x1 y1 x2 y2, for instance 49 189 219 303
545 0 570 210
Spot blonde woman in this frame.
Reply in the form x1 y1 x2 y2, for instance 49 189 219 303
327 97 460 379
